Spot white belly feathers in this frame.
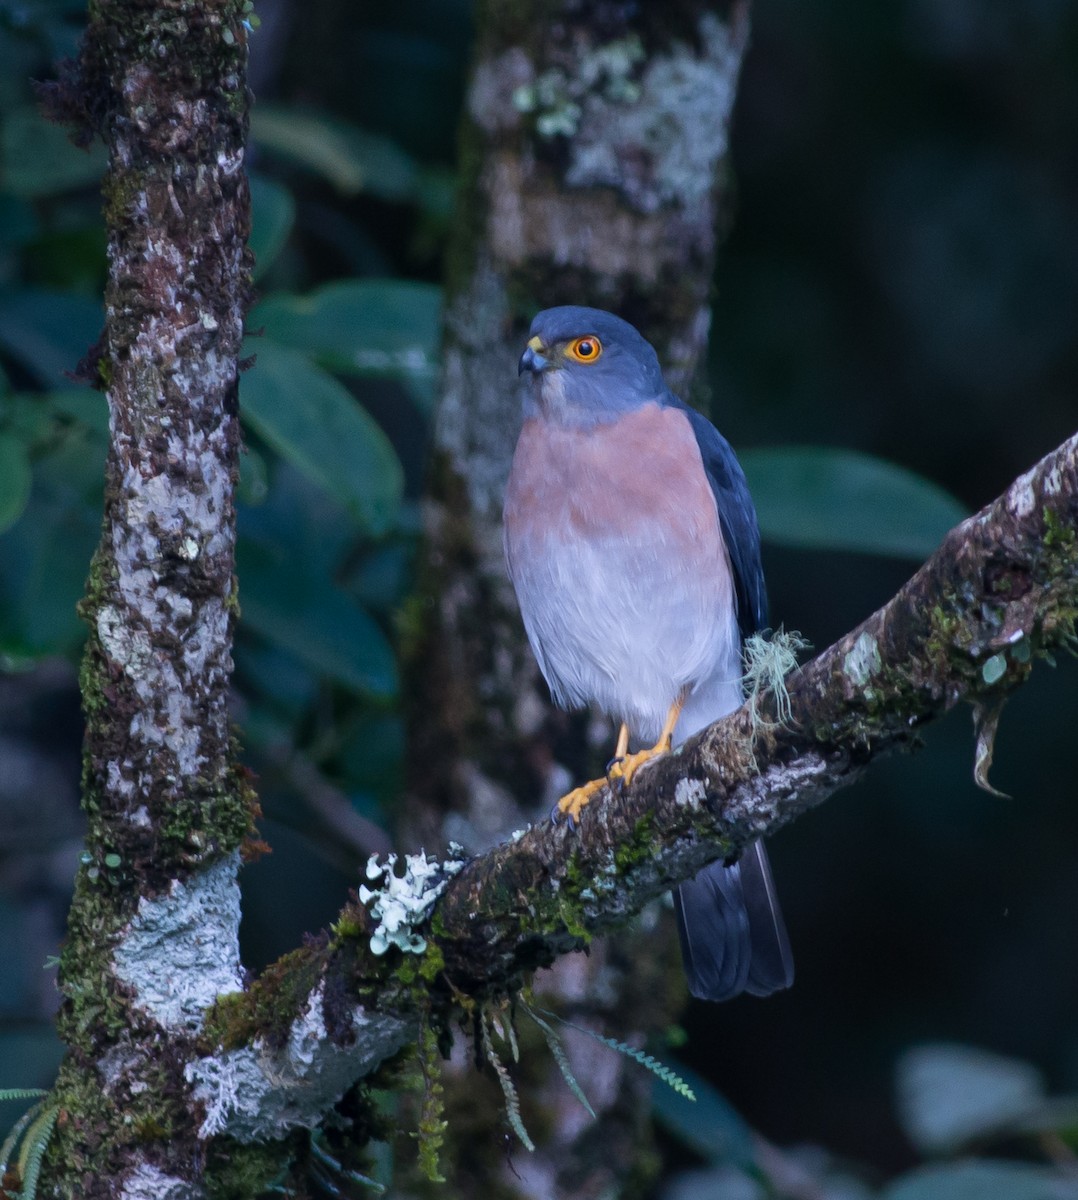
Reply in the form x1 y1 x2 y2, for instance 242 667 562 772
504 403 743 745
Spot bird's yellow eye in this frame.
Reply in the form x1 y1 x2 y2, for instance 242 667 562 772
566 336 603 364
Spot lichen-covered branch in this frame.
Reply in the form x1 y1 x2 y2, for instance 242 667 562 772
191 430 1077 1147
432 430 1078 984
36 2 258 1196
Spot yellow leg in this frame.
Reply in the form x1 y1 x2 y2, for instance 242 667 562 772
554 722 630 824
554 774 608 824
553 702 682 825
608 697 683 791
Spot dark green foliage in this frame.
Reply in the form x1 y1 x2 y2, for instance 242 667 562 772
741 447 968 559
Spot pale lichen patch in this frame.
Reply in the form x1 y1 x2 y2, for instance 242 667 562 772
187 987 413 1141
113 853 243 1032
564 14 745 213
844 631 882 687
1009 467 1038 518
121 1163 196 1200
468 47 532 134
107 760 137 799
98 605 154 678
673 777 707 808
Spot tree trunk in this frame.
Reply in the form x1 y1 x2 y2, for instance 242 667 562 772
403 3 752 1195
34 2 259 1195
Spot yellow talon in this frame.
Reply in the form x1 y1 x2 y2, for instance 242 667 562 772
608 745 661 790
554 775 607 824
553 698 684 824
608 697 683 790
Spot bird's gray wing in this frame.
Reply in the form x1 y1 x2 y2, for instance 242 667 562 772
665 400 791 1000
670 398 768 639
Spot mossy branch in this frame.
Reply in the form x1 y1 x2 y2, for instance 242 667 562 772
192 430 1078 1145
428 430 1078 986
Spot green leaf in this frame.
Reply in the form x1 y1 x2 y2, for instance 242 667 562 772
248 172 296 282
237 537 398 700
740 447 968 559
648 1061 757 1172
881 1162 1074 1200
0 105 105 197
250 106 418 199
251 279 442 409
0 195 38 249
0 435 31 533
0 290 102 388
336 716 405 797
39 388 111 441
896 1043 1046 1155
236 442 269 506
23 223 107 292
234 637 319 720
241 340 403 536
0 427 104 660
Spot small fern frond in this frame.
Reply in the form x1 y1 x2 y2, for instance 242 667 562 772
0 1101 42 1175
520 1002 595 1119
605 1042 696 1100
0 1091 45 1104
16 1104 58 1200
533 1007 696 1102
504 1010 520 1064
309 1166 346 1199
488 1000 520 1063
480 1012 534 1152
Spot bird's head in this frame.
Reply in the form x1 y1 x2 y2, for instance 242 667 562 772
518 306 667 426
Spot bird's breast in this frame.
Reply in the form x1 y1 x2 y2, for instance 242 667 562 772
503 404 741 741
505 404 720 544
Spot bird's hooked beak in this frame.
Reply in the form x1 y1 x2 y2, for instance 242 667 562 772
518 335 549 376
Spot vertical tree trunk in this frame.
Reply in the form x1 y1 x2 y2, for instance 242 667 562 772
405 2 751 1195
35 3 258 1195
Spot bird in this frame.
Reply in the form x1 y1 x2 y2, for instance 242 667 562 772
503 305 793 1002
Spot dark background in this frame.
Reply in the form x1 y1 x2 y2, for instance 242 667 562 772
0 0 1075 1190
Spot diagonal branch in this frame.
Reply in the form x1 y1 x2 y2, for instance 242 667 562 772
434 429 1078 983
192 430 1077 1142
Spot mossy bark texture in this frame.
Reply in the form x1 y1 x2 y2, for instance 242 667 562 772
34 3 256 1196
403 3 751 1195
